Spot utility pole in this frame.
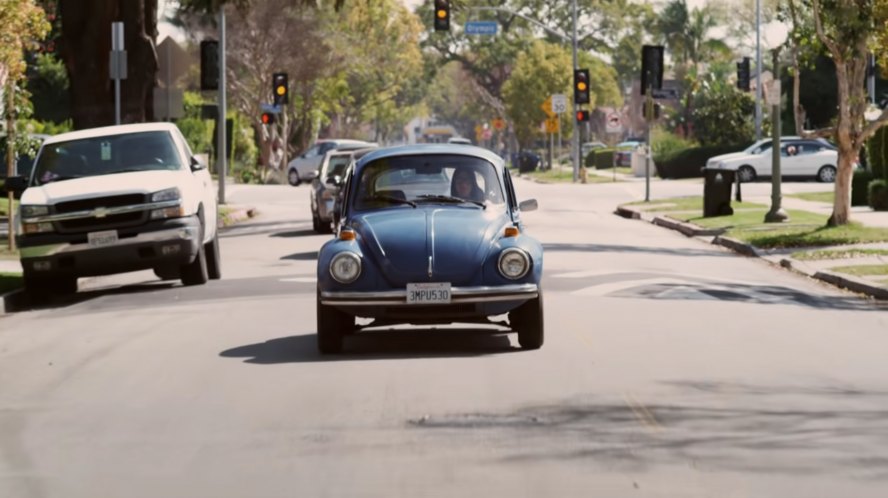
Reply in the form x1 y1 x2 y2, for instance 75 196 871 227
755 0 762 141
571 0 579 182
216 8 227 205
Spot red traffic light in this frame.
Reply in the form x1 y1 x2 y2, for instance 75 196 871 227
261 112 275 125
576 110 590 122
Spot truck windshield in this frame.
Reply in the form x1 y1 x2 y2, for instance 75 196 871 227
32 131 183 185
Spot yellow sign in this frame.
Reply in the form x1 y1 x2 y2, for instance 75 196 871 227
492 118 505 130
540 96 554 117
544 117 559 133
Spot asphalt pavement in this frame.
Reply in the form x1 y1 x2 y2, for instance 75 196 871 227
2 179 888 498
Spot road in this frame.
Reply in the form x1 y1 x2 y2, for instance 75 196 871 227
1 177 887 498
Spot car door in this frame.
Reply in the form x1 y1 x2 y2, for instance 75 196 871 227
174 129 216 239
778 141 804 177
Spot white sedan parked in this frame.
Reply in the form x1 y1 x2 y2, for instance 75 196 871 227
706 138 840 183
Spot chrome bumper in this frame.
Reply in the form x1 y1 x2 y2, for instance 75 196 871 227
19 225 200 259
321 283 539 306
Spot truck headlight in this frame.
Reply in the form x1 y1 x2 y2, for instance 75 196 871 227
330 252 361 284
498 248 530 280
23 222 54 234
151 188 181 202
150 188 185 219
21 205 50 218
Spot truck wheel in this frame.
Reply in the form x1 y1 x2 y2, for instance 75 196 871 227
181 233 209 286
316 289 353 354
511 291 544 350
205 234 222 280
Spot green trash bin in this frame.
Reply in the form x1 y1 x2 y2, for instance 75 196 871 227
702 167 735 217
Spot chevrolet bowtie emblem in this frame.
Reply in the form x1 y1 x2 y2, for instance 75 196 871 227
93 207 109 219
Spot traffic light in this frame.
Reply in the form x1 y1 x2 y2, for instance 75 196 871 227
641 45 664 95
434 0 450 31
200 40 219 91
576 110 590 122
272 72 288 106
261 112 275 125
574 69 590 104
737 57 751 92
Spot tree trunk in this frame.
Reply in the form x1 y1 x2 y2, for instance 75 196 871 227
59 0 158 129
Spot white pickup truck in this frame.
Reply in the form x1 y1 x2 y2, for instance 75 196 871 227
6 123 221 296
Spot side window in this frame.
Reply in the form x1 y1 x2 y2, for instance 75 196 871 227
304 145 321 158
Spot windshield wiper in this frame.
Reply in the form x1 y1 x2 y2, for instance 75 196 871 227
361 195 416 208
415 194 485 208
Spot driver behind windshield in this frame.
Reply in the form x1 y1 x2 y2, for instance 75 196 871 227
451 168 485 203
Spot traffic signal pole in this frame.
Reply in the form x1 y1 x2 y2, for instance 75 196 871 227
571 0 580 183
217 8 227 205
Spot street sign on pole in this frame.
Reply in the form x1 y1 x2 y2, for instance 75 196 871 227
544 117 560 134
605 112 623 134
540 96 554 117
464 21 498 35
651 88 679 100
261 103 283 114
551 94 568 114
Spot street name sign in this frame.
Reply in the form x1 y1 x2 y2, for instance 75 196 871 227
465 21 498 35
261 103 283 114
651 88 679 100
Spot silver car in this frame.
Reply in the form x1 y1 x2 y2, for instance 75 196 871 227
287 139 374 186
310 147 376 233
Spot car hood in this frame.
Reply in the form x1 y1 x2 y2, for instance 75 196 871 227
21 170 188 205
351 206 509 286
707 152 750 165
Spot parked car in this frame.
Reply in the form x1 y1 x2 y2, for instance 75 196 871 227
706 137 842 182
614 140 643 166
447 136 472 145
316 144 544 354
310 146 376 233
581 141 607 158
287 139 375 186
5 123 220 296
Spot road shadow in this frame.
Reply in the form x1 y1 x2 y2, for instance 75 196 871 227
271 229 321 238
3 280 180 313
408 380 888 479
281 251 319 261
219 327 517 364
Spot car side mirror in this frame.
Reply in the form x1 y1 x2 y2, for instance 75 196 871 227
519 199 538 212
190 156 207 172
4 176 28 194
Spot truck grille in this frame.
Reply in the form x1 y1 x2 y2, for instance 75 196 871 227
53 194 150 234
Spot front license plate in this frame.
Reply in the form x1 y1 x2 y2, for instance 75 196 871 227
406 282 451 305
87 230 119 248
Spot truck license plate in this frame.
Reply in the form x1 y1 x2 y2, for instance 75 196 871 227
406 282 451 304
88 230 119 248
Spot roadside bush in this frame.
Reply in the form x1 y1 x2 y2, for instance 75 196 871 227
865 126 887 179
869 179 888 211
652 129 695 164
593 148 616 169
852 170 875 206
655 145 745 179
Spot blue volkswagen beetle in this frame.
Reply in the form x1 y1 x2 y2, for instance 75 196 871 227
316 144 544 353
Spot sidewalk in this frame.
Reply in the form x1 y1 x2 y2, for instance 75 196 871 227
617 194 888 300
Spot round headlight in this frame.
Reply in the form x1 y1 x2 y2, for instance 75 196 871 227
498 248 530 280
330 252 362 283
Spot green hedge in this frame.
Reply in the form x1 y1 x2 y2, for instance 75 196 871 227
593 148 616 169
865 126 887 179
655 145 746 179
869 179 888 211
852 170 874 206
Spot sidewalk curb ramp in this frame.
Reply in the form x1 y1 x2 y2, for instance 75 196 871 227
616 204 888 301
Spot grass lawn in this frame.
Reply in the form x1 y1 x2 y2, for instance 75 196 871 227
625 195 888 249
0 197 18 218
0 272 22 295
829 264 888 277
792 248 888 260
525 168 615 183
787 191 834 203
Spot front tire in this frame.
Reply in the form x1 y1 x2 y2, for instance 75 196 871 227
737 165 757 183
817 165 837 183
317 289 353 354
288 169 300 186
181 223 209 286
205 234 222 280
511 291 544 350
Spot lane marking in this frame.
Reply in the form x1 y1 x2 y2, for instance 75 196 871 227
623 393 663 433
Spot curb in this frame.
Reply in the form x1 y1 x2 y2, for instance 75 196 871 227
811 270 888 300
712 235 760 257
653 215 725 237
219 207 258 228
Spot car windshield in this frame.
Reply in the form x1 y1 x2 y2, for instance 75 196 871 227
353 154 505 210
32 131 182 185
746 140 773 155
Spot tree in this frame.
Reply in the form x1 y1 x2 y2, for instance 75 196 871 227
426 60 493 139
55 0 158 128
690 73 756 146
801 0 888 226
1 0 49 250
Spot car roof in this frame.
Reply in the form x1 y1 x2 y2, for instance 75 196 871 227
42 122 179 146
356 144 504 171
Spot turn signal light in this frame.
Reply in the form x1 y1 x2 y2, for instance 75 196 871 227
504 226 520 237
339 229 356 241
